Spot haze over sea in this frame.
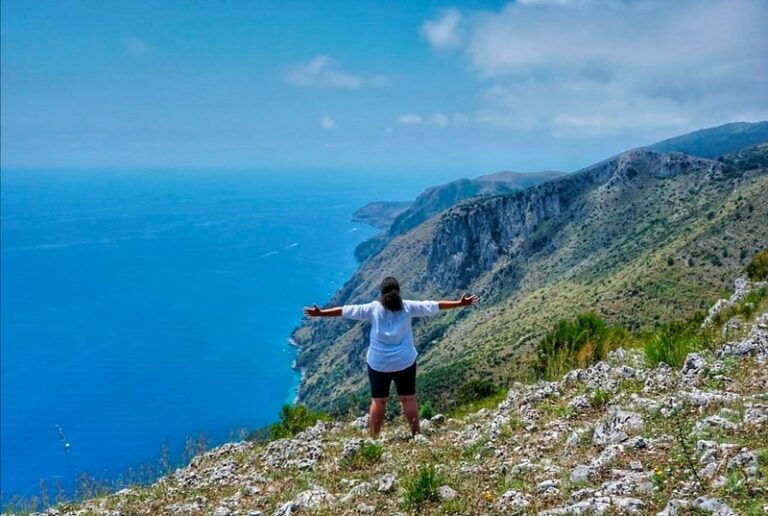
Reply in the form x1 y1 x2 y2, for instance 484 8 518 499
0 167 457 503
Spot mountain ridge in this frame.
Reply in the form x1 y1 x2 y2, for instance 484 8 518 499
292 142 768 412
645 121 768 158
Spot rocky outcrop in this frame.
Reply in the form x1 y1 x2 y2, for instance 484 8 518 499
388 171 566 238
26 281 768 515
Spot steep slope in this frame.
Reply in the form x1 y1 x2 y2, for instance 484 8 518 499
646 121 768 158
354 170 565 262
37 282 768 515
292 146 768 412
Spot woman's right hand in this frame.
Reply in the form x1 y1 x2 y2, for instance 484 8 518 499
459 293 478 306
303 304 322 316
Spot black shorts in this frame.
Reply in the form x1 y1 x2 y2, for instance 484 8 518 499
367 361 417 398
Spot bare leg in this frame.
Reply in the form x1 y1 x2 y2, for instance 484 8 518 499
369 397 388 438
399 395 420 436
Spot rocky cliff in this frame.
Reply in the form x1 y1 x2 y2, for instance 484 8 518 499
387 170 566 239
354 170 565 262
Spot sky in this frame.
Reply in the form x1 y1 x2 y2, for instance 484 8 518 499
1 0 767 174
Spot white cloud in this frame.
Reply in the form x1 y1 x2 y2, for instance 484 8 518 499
396 114 423 125
319 115 336 130
421 9 463 49
122 37 151 56
396 112 463 128
452 113 470 125
430 113 449 127
421 0 768 136
284 55 388 89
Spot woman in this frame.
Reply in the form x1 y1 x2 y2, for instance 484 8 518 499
303 276 478 438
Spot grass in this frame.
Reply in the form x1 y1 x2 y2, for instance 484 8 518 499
449 389 507 419
342 441 384 468
402 464 444 510
590 387 612 409
712 285 768 326
534 312 630 380
419 400 434 420
643 321 704 368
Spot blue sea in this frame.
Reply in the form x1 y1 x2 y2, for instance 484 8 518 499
0 168 455 505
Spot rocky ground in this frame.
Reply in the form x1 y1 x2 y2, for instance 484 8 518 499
17 280 768 516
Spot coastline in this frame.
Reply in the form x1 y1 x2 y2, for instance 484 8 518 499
287 338 306 404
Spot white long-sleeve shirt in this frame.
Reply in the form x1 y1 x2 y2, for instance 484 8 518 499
341 299 440 372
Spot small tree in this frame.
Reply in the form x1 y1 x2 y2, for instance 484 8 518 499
269 404 329 440
746 249 768 281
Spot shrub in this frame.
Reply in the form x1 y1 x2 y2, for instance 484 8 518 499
449 388 507 419
357 441 383 464
343 440 384 467
643 322 703 368
590 387 611 409
419 400 434 420
534 313 629 380
746 249 768 281
459 379 496 403
268 404 329 440
402 465 444 509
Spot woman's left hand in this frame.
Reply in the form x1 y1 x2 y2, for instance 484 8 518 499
459 293 478 306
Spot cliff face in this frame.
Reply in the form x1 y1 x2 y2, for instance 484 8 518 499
387 170 566 238
424 150 720 291
292 145 768 412
355 170 565 262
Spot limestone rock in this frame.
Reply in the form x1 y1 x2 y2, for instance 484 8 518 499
377 473 396 493
593 410 644 446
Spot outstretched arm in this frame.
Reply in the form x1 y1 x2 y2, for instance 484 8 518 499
437 293 478 310
303 304 343 317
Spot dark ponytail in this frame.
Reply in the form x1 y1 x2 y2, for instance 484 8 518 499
380 276 403 312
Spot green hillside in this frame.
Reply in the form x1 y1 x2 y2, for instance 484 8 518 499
292 145 768 414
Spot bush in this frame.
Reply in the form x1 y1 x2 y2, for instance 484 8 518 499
268 404 329 440
358 441 383 463
534 313 629 380
746 249 768 281
419 400 434 420
343 440 383 467
459 379 496 403
643 322 703 368
402 465 444 509
590 387 611 409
